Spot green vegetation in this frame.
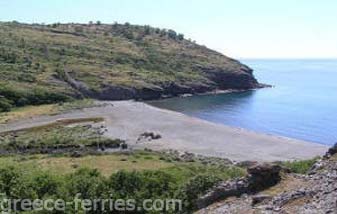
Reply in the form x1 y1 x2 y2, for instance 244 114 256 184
0 105 247 213
0 117 122 153
0 151 245 213
0 21 251 112
0 99 96 123
281 157 318 174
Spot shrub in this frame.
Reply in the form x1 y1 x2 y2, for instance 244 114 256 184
282 157 318 174
0 96 13 112
167 30 177 40
175 175 221 212
177 34 184 40
0 83 71 110
67 168 106 199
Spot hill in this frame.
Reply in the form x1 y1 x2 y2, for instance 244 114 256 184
0 21 260 111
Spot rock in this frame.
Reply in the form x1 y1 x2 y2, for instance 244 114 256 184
324 142 337 158
236 160 258 168
251 194 272 205
247 163 282 192
196 178 249 209
137 131 162 143
196 163 282 209
70 151 82 158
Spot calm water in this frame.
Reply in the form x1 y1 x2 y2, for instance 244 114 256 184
149 59 337 145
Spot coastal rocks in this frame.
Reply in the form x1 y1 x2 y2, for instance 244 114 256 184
196 163 282 209
61 64 262 101
199 65 260 90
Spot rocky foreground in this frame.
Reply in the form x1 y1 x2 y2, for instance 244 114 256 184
197 143 337 214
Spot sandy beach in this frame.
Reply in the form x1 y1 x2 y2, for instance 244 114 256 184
0 101 328 162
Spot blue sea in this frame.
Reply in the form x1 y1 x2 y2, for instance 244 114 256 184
149 59 337 145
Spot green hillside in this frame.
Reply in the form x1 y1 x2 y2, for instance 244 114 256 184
0 21 259 112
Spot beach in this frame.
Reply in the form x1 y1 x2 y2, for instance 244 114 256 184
0 101 327 162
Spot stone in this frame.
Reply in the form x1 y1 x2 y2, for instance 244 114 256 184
324 142 337 158
251 194 272 205
247 163 282 192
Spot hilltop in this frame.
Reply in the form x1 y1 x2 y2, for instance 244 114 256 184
0 21 260 111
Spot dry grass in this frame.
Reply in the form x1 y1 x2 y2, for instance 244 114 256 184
0 99 95 124
0 153 174 176
0 104 56 123
0 117 104 135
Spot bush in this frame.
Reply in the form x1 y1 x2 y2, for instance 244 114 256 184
0 164 224 213
0 83 71 110
176 175 221 212
167 30 177 40
67 168 106 199
0 96 13 112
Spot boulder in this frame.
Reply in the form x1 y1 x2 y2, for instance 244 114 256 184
247 163 282 192
196 163 282 209
324 142 337 158
251 194 272 205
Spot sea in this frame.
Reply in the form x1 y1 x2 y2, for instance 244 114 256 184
148 59 337 145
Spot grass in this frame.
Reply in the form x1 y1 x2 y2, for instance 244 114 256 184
0 151 245 180
162 163 246 184
0 152 174 176
0 99 95 123
0 117 116 152
0 104 55 123
281 157 318 174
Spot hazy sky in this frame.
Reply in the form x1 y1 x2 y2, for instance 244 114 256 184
1 0 336 58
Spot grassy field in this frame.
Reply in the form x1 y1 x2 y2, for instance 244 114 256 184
0 151 245 178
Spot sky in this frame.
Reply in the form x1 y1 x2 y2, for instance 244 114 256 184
0 0 337 59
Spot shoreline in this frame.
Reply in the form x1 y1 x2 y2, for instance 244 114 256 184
0 100 327 162
152 83 272 100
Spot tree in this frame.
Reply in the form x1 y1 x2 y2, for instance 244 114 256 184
177 33 184 41
167 29 177 39
160 29 167 37
96 20 101 25
144 25 151 35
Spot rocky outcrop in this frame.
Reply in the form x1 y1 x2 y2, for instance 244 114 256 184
247 163 282 192
197 144 337 214
196 163 282 209
201 65 260 90
324 142 337 158
61 65 262 101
